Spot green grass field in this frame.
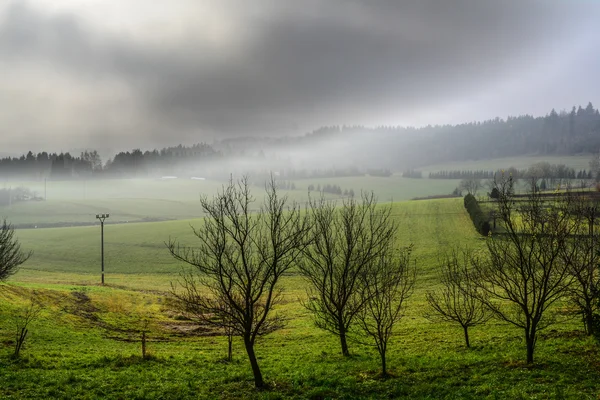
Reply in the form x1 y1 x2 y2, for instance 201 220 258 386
1 176 463 227
12 198 477 287
3 154 590 227
1 194 598 399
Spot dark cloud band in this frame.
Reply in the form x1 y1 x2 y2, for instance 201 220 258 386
0 0 598 152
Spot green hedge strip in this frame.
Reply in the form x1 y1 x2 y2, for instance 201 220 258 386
463 194 490 236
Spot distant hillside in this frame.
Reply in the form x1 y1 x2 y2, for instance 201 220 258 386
212 102 600 171
2 103 599 177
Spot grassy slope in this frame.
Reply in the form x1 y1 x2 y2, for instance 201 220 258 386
288 176 460 203
13 199 476 286
1 154 592 226
1 176 462 226
2 179 249 226
0 198 599 399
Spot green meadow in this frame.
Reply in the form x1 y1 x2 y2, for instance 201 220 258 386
1 154 591 227
12 199 475 287
1 177 460 227
0 195 598 399
1 161 599 399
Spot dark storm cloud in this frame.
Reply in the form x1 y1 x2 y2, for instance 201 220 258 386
0 0 599 151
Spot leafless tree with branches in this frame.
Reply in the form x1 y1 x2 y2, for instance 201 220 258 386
356 248 415 377
0 219 32 281
13 294 42 358
460 178 481 196
563 193 600 335
298 192 396 357
425 248 491 347
167 177 310 388
472 175 578 363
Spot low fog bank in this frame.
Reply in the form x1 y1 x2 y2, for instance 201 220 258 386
0 131 404 184
1 102 599 185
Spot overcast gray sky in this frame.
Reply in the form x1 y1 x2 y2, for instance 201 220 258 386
1 0 599 154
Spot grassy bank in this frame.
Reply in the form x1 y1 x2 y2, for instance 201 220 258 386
0 197 598 398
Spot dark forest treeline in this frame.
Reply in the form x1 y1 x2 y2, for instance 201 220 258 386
105 143 219 176
295 102 600 169
0 144 220 180
431 165 591 180
213 102 600 170
402 169 423 178
2 102 600 178
429 170 496 179
422 102 600 160
306 183 355 197
0 150 102 180
406 163 594 182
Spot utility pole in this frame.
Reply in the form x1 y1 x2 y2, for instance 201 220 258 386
95 214 109 285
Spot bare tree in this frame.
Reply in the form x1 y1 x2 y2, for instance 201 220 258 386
564 194 600 335
425 248 491 348
357 248 415 377
13 295 42 358
0 219 32 281
299 193 396 357
472 175 577 363
139 319 150 359
167 177 310 389
460 178 481 196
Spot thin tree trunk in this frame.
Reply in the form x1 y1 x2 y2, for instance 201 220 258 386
380 349 387 378
339 327 350 357
584 308 594 336
244 336 265 389
525 330 535 364
463 325 470 348
227 334 233 361
526 341 534 364
14 328 27 358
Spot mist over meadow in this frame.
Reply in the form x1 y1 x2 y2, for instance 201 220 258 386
2 2 600 399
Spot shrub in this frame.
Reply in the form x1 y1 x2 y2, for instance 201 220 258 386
463 194 490 236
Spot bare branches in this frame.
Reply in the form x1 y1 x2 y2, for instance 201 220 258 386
299 192 397 356
13 294 42 358
167 176 309 389
562 192 600 335
357 247 415 377
425 248 490 347
0 219 32 281
472 174 578 363
460 178 481 196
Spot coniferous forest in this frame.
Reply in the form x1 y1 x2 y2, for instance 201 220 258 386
1 103 599 180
